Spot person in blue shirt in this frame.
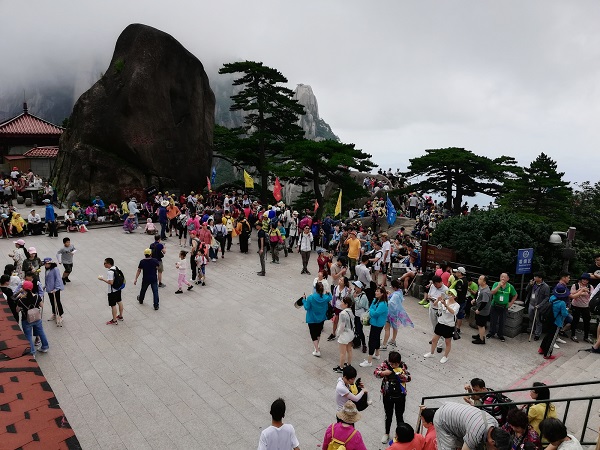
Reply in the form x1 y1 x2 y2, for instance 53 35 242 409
539 285 571 360
303 281 332 357
158 200 168 239
360 286 389 367
43 199 58 237
93 196 106 215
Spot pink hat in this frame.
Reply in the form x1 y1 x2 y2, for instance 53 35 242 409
14 239 25 246
22 280 34 291
28 247 37 254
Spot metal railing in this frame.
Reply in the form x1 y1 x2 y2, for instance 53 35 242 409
418 380 600 446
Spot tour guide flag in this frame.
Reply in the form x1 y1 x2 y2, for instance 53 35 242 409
243 170 254 188
386 195 397 225
211 166 217 184
335 190 342 217
314 199 319 214
273 177 282 201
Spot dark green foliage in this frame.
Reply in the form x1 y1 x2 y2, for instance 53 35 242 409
430 209 559 276
497 153 572 225
114 58 125 73
218 61 305 204
405 148 519 214
282 139 374 218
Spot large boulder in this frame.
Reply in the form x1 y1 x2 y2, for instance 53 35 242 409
53 23 215 202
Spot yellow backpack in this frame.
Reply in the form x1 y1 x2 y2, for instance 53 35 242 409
327 424 357 450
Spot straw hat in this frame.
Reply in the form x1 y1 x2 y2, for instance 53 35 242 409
336 401 362 423
160 200 169 207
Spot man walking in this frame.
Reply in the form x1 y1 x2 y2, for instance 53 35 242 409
149 235 166 287
525 271 550 341
98 258 124 325
472 275 492 345
488 273 517 342
256 222 266 276
134 248 160 310
298 225 314 275
257 398 300 450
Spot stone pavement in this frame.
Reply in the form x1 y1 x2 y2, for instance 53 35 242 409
1 223 598 449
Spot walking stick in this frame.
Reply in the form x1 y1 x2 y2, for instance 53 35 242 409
49 292 59 326
548 326 561 356
528 307 538 342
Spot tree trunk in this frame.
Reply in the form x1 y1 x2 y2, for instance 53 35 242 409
313 171 324 220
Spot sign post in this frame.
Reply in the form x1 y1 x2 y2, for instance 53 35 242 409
516 248 534 301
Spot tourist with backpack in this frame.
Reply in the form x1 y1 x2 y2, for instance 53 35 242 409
569 273 594 343
374 351 411 445
321 400 367 450
98 257 125 325
538 286 570 360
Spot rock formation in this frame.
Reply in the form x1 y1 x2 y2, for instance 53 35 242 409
293 84 339 142
53 23 215 202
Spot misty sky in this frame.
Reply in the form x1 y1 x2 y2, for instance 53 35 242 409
2 0 599 188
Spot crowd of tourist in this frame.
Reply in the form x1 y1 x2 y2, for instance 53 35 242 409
0 180 597 450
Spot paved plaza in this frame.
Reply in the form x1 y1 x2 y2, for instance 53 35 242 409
1 219 598 449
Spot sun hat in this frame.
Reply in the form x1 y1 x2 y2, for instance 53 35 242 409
293 211 298 215
580 273 591 280
143 248 152 256
43 257 55 264
553 284 570 298
456 266 466 274
336 400 362 424
317 248 324 254
14 239 25 246
22 280 34 291
28 247 37 254
160 200 169 207
42 199 50 204
447 288 457 297
352 280 364 289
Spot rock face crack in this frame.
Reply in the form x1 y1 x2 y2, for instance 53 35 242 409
54 23 215 200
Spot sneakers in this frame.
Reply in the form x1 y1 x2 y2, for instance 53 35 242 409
499 337 506 342
472 337 485 345
584 337 594 344
211 258 217 262
47 315 56 321
423 352 435 358
486 333 495 339
571 336 579 342
436 347 443 353
381 434 390 444
327 334 336 341
418 299 428 305
201 281 206 286
187 285 194 291
538 348 544 354
137 295 143 304
544 355 557 360
362 345 367 353
556 338 566 344
333 366 343 373
372 354 380 360
591 347 600 354
38 347 49 353
106 319 118 325
257 272 265 276
158 283 166 288
380 345 388 350
359 360 372 367
117 315 124 321
554 343 560 349
453 331 461 340
423 303 430 309
440 356 449 364
154 305 159 310
534 335 540 341
388 341 397 348
312 350 321 357
175 289 183 294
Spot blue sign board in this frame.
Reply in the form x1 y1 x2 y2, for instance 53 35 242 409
516 248 534 275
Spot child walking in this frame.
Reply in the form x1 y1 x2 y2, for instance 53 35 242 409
56 237 77 283
195 243 209 286
175 250 194 294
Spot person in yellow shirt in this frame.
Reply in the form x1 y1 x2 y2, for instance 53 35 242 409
222 210 235 251
9 212 26 235
345 230 362 280
525 382 557 435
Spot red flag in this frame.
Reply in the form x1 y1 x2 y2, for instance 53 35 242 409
206 176 211 192
314 199 319 214
273 177 282 201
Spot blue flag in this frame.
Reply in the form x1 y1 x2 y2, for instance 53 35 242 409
211 166 217 184
386 195 397 226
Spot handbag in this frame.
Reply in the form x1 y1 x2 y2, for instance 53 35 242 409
27 307 41 323
361 311 370 326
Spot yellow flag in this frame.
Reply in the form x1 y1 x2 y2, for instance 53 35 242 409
243 170 254 188
335 190 342 216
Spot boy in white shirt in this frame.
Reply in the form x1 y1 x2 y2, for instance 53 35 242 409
257 398 300 450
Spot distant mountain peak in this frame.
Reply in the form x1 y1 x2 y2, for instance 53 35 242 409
293 84 339 142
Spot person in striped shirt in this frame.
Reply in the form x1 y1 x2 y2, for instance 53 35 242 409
433 403 511 450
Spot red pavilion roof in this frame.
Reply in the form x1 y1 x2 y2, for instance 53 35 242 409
0 104 64 136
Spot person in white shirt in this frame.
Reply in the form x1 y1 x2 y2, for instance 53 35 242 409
127 197 140 228
424 288 459 364
426 275 449 353
27 209 43 235
380 233 391 287
257 398 300 450
539 418 583 450
297 226 313 275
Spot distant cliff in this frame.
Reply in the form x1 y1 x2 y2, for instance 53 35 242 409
294 84 339 142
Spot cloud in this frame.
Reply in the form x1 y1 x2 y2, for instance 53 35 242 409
1 0 599 184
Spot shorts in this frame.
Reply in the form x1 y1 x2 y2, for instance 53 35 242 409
308 322 324 341
434 323 455 339
107 290 122 307
157 261 164 273
456 302 466 320
63 263 73 273
381 263 388 274
475 313 489 327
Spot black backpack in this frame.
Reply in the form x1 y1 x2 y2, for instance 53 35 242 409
589 289 600 315
481 390 516 425
538 296 557 324
110 267 126 291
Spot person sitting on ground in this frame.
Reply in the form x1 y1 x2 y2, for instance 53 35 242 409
501 409 541 450
386 422 424 450
123 213 136 233
144 218 157 235
539 418 583 450
9 212 26 236
257 398 300 450
322 400 368 450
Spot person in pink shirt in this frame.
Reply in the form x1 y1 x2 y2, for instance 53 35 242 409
386 423 425 450
441 264 452 287
322 401 367 450
420 408 437 450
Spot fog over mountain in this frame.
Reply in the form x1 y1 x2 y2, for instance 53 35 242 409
2 0 600 185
